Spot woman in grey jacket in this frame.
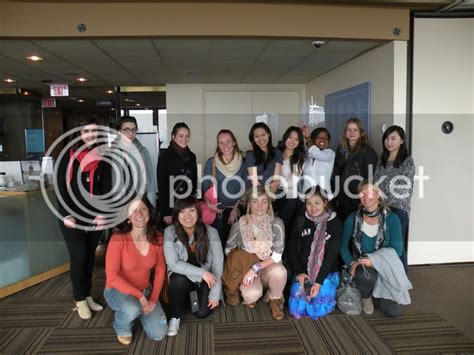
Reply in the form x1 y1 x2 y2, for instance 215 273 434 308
163 196 223 337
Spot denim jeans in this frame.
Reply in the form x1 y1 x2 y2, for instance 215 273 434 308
391 207 409 272
104 288 168 340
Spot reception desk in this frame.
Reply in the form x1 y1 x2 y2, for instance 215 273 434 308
0 189 69 298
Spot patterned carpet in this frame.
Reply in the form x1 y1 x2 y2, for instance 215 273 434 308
1 269 473 355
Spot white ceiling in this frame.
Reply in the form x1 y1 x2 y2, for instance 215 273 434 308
0 38 383 97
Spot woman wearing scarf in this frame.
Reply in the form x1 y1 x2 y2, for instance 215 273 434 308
157 122 197 225
56 117 111 319
224 186 286 321
202 129 247 248
112 115 157 207
287 186 343 319
331 117 378 222
340 181 404 317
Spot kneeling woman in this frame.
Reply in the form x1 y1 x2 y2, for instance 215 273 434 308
340 181 411 318
287 187 343 319
104 197 167 345
225 186 287 320
164 196 224 336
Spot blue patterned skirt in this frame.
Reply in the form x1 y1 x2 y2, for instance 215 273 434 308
288 272 340 320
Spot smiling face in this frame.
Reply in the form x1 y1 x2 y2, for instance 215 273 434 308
359 185 381 211
172 128 190 149
128 200 150 229
253 128 270 151
305 194 327 218
80 124 99 148
314 131 330 150
249 193 269 217
285 130 300 151
345 123 361 146
178 205 198 229
119 122 137 144
218 132 235 158
384 131 403 154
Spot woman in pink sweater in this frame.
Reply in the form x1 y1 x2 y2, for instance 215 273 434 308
104 197 167 345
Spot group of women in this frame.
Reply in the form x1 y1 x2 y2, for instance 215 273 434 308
56 115 414 345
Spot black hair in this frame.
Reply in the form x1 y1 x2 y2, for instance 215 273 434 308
71 116 99 151
248 122 275 169
172 196 209 264
116 115 138 131
171 122 190 137
381 125 409 168
114 195 161 245
278 126 305 173
310 127 331 142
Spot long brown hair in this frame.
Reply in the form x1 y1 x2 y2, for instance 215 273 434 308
215 129 241 164
172 196 209 264
114 196 161 245
338 117 369 153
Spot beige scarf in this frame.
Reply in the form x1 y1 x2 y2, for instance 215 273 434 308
239 215 274 260
214 152 243 177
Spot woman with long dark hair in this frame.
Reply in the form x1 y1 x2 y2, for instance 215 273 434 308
245 122 283 194
163 196 223 336
275 126 306 235
374 125 414 270
104 197 167 345
56 117 111 320
202 129 247 247
157 122 197 225
331 117 378 221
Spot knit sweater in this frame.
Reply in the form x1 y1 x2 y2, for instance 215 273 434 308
374 157 415 213
105 233 165 303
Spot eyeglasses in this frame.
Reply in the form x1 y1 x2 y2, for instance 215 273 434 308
121 128 138 134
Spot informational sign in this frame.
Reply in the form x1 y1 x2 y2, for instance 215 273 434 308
25 128 45 153
325 82 371 151
42 98 56 108
50 84 69 97
96 100 112 107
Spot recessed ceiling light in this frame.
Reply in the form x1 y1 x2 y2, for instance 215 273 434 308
106 90 114 94
135 103 141 107
78 99 85 103
23 91 30 96
3 78 16 83
111 108 115 111
26 55 43 61
76 77 88 82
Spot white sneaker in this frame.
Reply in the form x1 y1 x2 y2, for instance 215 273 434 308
362 297 374 315
86 296 103 312
74 300 92 319
167 318 181 336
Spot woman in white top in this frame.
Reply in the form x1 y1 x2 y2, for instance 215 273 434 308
302 127 335 199
275 126 306 237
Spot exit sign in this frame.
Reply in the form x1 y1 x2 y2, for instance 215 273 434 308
42 98 56 108
50 84 69 97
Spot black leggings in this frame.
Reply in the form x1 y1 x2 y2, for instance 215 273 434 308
353 265 403 318
167 273 212 319
211 208 232 250
60 223 101 301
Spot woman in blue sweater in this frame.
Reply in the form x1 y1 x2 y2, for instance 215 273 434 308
340 181 404 317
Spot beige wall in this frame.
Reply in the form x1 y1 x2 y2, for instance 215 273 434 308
410 18 474 264
305 41 408 154
166 83 305 164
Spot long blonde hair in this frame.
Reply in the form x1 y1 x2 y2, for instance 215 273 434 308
338 117 369 153
243 186 274 218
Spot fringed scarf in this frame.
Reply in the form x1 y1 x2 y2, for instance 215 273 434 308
306 210 332 284
239 214 273 260
67 147 102 195
351 207 388 259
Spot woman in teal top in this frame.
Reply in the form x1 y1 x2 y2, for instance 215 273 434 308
340 181 404 318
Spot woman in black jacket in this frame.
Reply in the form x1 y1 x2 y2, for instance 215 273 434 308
56 117 111 320
287 186 343 319
157 122 197 225
331 117 378 222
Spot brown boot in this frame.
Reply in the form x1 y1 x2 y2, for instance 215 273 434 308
269 298 284 320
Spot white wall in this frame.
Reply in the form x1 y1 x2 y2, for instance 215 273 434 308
305 41 408 154
166 83 306 164
410 18 474 264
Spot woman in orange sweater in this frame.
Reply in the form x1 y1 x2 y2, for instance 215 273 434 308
104 197 167 345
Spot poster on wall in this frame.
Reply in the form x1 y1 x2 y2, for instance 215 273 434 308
324 82 371 151
25 128 45 159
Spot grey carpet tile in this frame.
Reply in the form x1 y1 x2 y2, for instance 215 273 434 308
0 297 72 329
212 300 291 323
293 313 394 355
214 320 305 355
365 309 474 354
58 306 116 329
0 327 55 354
